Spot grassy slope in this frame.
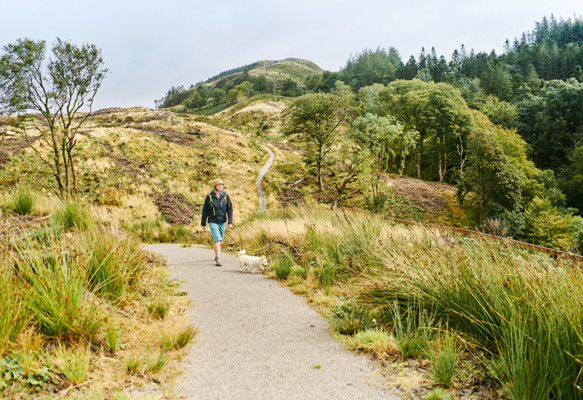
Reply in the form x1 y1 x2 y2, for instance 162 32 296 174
0 107 268 228
206 58 324 87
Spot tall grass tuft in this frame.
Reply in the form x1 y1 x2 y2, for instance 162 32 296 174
274 253 293 280
428 332 459 388
86 231 147 304
53 343 91 385
145 296 170 319
391 301 436 359
161 325 197 350
8 186 35 215
15 235 105 341
49 200 92 231
0 261 29 355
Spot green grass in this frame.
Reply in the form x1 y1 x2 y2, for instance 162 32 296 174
86 231 147 304
7 186 35 215
49 200 92 231
428 332 460 388
274 252 293 280
53 344 91 386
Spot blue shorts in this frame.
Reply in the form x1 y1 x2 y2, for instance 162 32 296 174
208 222 226 243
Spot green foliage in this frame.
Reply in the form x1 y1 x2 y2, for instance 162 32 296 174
378 80 474 181
328 300 372 335
463 126 525 225
423 388 454 400
523 196 574 248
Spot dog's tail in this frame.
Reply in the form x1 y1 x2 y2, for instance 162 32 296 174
238 249 247 256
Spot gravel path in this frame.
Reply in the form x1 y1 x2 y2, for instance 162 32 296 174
144 244 400 400
256 145 274 213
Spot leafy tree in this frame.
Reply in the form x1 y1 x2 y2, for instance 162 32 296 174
0 38 107 197
156 85 189 108
185 91 206 109
210 88 226 106
356 84 385 115
474 95 519 128
523 196 574 248
195 83 210 100
461 127 525 225
280 79 300 97
252 75 274 93
560 143 583 213
378 80 473 182
282 93 351 190
351 113 418 211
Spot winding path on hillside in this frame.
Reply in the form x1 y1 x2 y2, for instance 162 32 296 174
144 244 400 400
256 144 274 213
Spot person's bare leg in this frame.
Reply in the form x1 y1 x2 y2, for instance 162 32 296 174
214 241 222 258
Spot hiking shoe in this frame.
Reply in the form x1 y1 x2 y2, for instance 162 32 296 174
215 257 222 266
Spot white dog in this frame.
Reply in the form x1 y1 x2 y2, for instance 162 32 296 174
238 250 269 273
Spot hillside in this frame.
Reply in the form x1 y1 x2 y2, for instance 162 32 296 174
207 58 324 87
0 107 268 233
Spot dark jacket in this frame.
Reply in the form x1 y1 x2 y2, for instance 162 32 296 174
201 190 233 226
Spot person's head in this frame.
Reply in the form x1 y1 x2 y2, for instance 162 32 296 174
211 178 224 191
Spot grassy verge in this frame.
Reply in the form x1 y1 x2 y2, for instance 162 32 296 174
0 198 196 399
229 205 583 399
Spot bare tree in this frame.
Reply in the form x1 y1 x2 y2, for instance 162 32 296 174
0 38 107 197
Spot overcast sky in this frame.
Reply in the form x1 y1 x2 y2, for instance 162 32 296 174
1 0 581 110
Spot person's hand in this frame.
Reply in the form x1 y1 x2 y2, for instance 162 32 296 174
228 224 233 229
201 225 206 231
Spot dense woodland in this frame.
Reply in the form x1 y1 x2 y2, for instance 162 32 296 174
158 16 583 252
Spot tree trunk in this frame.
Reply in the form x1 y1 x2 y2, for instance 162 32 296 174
317 143 323 191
